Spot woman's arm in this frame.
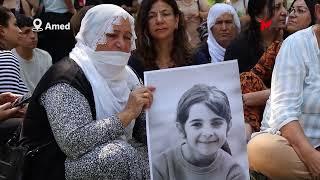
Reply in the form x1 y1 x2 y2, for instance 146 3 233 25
41 83 126 158
281 121 320 176
243 89 270 107
199 0 209 19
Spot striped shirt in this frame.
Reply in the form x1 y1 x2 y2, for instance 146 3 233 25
0 50 28 95
260 26 320 148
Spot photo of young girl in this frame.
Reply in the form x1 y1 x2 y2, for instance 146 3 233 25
144 61 249 180
152 84 246 180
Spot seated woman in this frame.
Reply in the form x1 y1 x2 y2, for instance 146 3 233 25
241 0 316 140
0 6 28 145
247 2 320 179
224 0 287 140
20 4 154 180
128 0 193 81
193 3 241 64
224 0 287 73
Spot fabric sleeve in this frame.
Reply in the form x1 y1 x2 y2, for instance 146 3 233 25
40 83 126 158
268 36 306 130
192 43 210 65
0 51 29 95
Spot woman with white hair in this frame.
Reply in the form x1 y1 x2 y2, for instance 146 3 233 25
20 4 154 180
193 3 241 64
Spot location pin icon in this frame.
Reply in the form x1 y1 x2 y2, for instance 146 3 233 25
32 18 43 32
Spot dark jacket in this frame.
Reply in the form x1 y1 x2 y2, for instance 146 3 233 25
224 32 264 73
21 58 96 180
192 42 211 65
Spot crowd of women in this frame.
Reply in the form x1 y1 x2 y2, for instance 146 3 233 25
0 0 320 179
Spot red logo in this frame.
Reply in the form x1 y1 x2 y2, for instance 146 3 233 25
257 18 272 31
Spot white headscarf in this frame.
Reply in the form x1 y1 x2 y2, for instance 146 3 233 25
207 3 241 63
69 4 140 141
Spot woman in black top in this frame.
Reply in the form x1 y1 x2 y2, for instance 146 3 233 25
224 0 287 73
128 0 192 81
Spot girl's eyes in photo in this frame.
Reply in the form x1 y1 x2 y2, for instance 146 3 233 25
191 122 202 128
211 120 223 127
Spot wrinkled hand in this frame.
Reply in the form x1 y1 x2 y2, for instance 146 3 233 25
0 92 20 105
0 102 23 122
118 86 155 127
302 149 320 177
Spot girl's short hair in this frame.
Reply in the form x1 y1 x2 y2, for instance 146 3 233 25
0 6 13 27
176 84 232 130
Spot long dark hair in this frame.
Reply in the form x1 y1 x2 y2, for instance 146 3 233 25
0 6 12 27
0 6 14 50
135 0 192 70
247 0 275 52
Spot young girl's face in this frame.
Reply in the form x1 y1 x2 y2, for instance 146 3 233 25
183 103 228 159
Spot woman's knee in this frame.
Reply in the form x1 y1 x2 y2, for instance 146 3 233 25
248 133 311 180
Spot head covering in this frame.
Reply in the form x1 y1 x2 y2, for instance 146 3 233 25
69 4 140 140
289 0 316 25
207 3 241 63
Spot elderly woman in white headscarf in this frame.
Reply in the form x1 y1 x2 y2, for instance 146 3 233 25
20 4 153 180
193 3 240 64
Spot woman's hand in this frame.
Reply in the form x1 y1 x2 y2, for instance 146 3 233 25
118 86 155 127
281 121 320 177
302 149 320 177
0 102 23 121
0 92 20 105
242 89 270 107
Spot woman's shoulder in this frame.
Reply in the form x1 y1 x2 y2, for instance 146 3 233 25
126 65 142 90
0 50 19 62
192 42 210 65
227 32 250 50
282 27 313 48
128 52 144 81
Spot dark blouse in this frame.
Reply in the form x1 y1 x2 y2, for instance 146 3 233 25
128 53 194 82
224 32 264 73
192 42 211 65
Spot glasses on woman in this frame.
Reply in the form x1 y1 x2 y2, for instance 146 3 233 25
288 6 309 15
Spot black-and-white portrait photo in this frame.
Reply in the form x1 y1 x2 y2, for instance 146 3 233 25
144 61 249 180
